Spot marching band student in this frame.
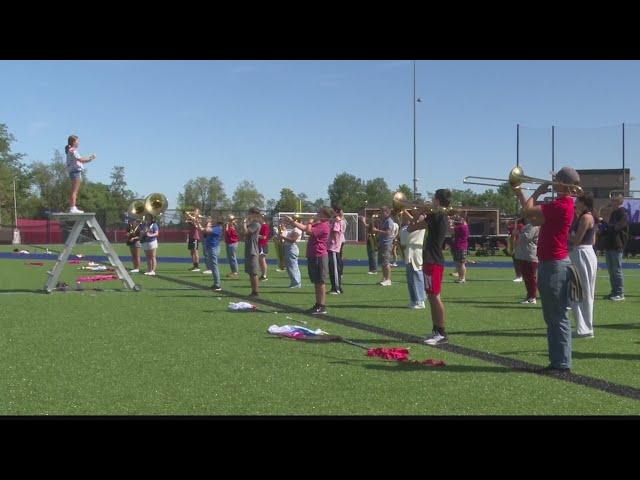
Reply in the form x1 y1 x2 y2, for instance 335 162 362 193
65 135 96 214
224 217 240 277
507 220 524 282
203 218 223 291
140 214 159 276
603 194 629 301
390 218 400 267
328 204 345 294
515 166 580 373
285 207 332 315
280 216 303 288
339 210 347 284
408 189 452 345
244 208 263 297
258 220 271 281
274 222 287 272
569 193 598 337
451 215 470 284
360 215 378 275
126 219 142 273
373 206 395 286
186 208 202 272
514 218 540 304
400 210 426 309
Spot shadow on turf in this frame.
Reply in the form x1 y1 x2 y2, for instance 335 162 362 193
572 351 640 361
0 289 46 294
453 328 545 338
597 322 640 331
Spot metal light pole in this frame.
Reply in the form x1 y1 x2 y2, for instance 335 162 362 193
412 60 422 200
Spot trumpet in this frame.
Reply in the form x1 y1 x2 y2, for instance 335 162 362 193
464 166 584 196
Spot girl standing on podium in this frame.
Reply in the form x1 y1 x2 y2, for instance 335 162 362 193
65 135 96 214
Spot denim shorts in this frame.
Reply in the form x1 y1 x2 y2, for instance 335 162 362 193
69 169 82 181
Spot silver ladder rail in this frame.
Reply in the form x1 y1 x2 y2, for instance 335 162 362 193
44 213 140 293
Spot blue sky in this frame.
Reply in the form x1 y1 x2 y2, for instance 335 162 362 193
1 60 639 209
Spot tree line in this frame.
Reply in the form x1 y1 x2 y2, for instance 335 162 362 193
0 123 517 227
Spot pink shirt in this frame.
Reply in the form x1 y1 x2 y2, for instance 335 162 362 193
307 220 330 258
452 223 469 251
538 195 574 261
327 218 345 252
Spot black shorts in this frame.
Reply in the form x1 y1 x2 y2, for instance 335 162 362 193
259 245 269 256
452 248 467 263
307 256 329 284
188 238 200 251
245 254 260 276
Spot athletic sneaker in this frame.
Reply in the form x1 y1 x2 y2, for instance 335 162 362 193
610 295 625 301
190 267 200 272
69 206 84 214
306 303 320 313
513 277 523 283
130 269 139 273
412 302 426 310
424 332 448 345
288 284 302 289
450 272 459 278
144 271 156 276
212 285 222 292
260 276 268 281
521 298 537 304
202 270 212 275
227 272 239 278
454 278 466 284
367 271 378 275
311 305 328 315
573 331 594 339
391 263 398 267
275 268 284 272
329 290 341 295
380 279 392 286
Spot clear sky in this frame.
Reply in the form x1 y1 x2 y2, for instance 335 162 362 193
1 60 639 209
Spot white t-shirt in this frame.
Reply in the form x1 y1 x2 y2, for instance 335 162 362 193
66 147 83 172
286 227 302 243
391 222 399 239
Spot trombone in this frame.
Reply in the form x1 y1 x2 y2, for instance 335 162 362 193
463 166 584 196
609 190 640 199
392 191 457 217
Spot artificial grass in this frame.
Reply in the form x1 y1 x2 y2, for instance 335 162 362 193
0 248 639 415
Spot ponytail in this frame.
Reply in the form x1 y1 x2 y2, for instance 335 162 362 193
66 135 79 155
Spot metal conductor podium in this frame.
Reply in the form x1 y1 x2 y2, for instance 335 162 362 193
44 213 140 293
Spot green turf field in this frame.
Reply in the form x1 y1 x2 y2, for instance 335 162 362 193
1 243 639 415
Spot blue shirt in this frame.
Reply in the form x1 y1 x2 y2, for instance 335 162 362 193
205 225 223 248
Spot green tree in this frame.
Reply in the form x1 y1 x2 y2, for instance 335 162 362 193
178 176 229 214
0 124 32 222
327 173 366 212
232 180 264 211
273 188 299 213
108 166 135 213
364 177 392 208
396 184 414 202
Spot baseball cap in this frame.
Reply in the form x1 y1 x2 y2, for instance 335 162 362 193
554 167 580 185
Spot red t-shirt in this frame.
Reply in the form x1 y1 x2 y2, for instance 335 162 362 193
224 226 239 244
307 220 330 258
259 223 270 247
538 195 574 261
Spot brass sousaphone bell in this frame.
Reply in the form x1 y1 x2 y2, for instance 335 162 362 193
127 193 169 221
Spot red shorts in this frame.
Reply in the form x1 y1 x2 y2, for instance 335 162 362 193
423 263 444 296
